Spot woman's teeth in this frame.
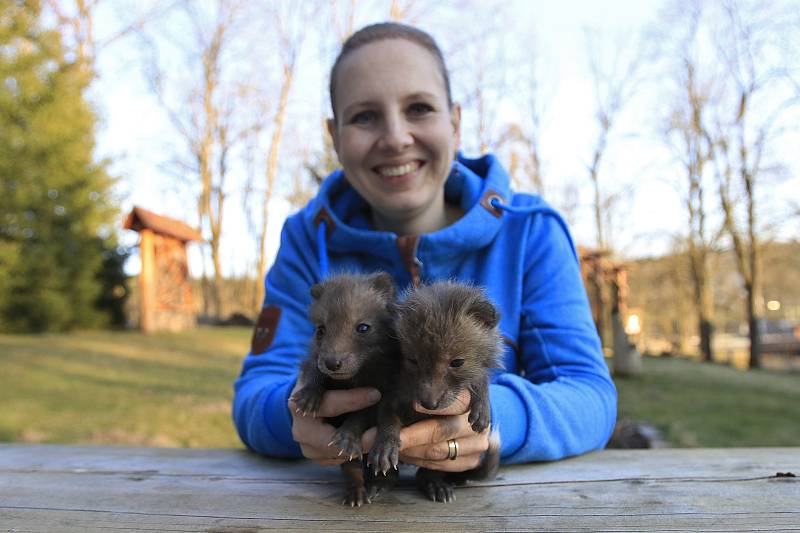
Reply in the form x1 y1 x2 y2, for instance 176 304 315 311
377 162 420 176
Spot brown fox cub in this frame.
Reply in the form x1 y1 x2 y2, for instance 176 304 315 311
291 272 400 506
369 280 503 503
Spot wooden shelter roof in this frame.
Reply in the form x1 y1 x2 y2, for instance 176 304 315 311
123 206 202 242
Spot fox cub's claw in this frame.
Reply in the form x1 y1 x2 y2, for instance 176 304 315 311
290 385 324 417
468 401 490 433
329 428 362 460
368 433 400 475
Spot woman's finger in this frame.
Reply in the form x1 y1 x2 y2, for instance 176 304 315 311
401 429 489 462
291 411 356 465
398 412 473 450
399 452 484 472
314 387 381 418
291 416 333 450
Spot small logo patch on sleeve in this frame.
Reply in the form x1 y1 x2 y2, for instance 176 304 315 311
250 305 281 355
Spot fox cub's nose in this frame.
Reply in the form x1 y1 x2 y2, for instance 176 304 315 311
419 398 439 410
324 356 342 371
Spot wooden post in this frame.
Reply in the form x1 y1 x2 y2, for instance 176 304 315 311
139 229 156 333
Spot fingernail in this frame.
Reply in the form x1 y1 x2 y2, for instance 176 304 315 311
367 389 381 403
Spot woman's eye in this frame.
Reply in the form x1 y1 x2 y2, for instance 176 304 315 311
406 358 418 366
449 358 465 368
408 102 433 116
315 325 326 338
349 110 376 125
356 323 370 333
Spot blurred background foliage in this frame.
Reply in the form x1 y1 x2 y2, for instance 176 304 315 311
0 1 126 333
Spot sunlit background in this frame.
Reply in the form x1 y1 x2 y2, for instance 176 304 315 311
2 0 799 449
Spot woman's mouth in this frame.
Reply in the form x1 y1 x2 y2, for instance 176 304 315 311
374 160 423 179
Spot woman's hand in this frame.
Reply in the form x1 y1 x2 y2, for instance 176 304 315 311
289 382 381 467
363 389 490 473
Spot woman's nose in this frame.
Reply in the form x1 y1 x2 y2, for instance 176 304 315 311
378 114 413 151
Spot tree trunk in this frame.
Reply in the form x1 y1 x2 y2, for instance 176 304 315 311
747 280 763 369
699 318 713 363
210 236 223 320
748 313 762 370
697 270 714 362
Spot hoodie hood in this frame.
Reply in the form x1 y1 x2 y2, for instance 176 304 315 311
303 153 512 266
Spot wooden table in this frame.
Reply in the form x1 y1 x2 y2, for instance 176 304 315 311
1 444 798 532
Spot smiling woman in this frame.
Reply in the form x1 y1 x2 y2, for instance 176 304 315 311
326 38 461 236
232 21 617 504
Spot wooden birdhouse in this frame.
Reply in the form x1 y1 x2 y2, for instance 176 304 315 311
123 206 202 333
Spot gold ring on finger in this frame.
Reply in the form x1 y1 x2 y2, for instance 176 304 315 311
447 438 459 460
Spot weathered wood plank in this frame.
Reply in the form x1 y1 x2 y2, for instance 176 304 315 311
2 445 798 482
0 445 798 532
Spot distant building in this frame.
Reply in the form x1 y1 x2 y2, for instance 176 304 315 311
123 207 202 332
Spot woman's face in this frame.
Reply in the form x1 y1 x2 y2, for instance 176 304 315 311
328 39 460 231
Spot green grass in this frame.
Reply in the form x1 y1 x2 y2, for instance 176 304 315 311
613 356 800 447
2 328 798 448
0 326 250 448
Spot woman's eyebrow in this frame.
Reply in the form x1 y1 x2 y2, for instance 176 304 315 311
403 91 438 101
341 100 379 117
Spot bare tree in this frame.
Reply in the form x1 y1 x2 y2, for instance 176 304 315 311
252 2 309 313
44 0 176 72
329 0 358 42
497 123 544 194
389 0 418 22
144 0 252 319
584 28 647 252
495 41 548 196
582 28 649 348
446 1 511 156
707 0 796 369
661 4 718 363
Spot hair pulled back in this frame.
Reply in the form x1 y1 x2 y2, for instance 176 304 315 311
329 22 453 122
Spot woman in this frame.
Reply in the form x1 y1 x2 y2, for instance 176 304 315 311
233 22 616 472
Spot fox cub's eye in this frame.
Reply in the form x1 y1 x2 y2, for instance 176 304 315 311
355 323 370 333
449 358 465 368
315 325 326 338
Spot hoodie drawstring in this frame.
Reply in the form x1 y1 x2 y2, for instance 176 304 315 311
316 197 576 277
489 198 579 263
317 220 329 278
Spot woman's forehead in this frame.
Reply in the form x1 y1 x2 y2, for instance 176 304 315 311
334 39 448 108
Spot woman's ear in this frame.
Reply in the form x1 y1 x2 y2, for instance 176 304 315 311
450 103 461 149
326 118 340 157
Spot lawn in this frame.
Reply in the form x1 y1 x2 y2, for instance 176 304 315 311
0 326 250 448
613 355 800 447
1 327 798 448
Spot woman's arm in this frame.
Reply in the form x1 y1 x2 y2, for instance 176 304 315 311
232 215 315 456
490 211 618 463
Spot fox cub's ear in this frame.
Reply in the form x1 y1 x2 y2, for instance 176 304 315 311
468 296 500 329
310 283 324 300
369 272 396 299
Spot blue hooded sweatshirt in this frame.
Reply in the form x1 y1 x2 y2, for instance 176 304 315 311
233 153 617 463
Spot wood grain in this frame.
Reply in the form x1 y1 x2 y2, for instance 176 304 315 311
1 445 798 532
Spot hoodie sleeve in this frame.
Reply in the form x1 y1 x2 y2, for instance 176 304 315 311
232 214 316 457
490 211 617 463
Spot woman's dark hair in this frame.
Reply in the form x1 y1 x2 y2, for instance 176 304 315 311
329 22 453 121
